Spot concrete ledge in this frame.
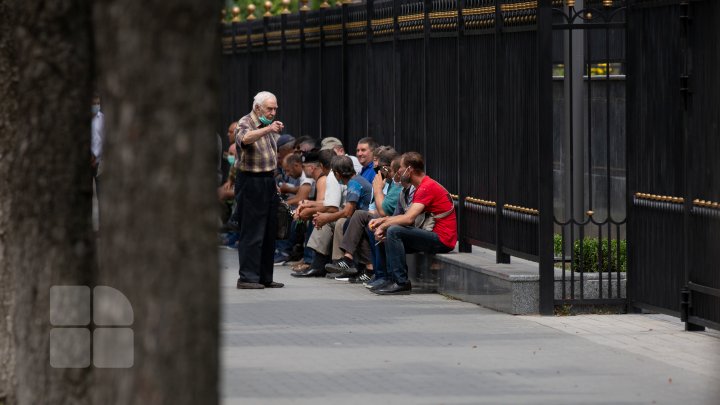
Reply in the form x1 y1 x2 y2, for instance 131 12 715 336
407 248 626 315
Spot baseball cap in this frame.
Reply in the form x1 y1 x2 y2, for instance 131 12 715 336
320 137 343 151
277 134 295 148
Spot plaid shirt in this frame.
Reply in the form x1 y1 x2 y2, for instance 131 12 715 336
234 112 279 173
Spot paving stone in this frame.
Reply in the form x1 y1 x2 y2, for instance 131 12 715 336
219 248 720 404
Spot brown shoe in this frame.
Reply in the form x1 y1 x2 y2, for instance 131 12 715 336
237 280 265 289
292 263 311 272
263 281 284 288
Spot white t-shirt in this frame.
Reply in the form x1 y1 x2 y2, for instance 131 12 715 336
324 171 346 208
347 154 362 175
299 171 315 187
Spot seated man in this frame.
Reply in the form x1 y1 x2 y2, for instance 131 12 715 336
293 155 372 278
324 148 400 282
290 149 332 272
369 152 457 295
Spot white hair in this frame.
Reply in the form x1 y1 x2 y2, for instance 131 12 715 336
253 91 277 110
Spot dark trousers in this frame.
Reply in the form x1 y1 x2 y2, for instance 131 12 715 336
384 225 452 285
339 210 376 265
235 171 278 284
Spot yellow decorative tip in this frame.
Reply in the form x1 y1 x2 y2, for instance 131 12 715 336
586 210 594 216
603 0 613 7
264 1 273 16
301 0 311 12
247 4 257 20
281 0 291 14
232 6 241 22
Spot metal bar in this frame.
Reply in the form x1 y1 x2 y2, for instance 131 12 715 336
423 0 431 160
392 0 400 149
553 22 628 30
688 281 720 298
687 316 720 332
501 247 540 264
342 2 349 144
320 7 326 138
367 0 374 138
554 298 628 306
281 13 287 120
300 8 307 138
495 0 510 264
458 0 471 253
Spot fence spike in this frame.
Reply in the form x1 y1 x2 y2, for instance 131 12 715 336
264 1 273 17
281 0 291 14
247 4 257 21
232 6 242 22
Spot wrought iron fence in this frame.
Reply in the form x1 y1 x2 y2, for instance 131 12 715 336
220 0 720 326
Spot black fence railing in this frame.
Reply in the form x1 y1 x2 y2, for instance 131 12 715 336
627 0 720 331
221 0 720 326
221 0 548 265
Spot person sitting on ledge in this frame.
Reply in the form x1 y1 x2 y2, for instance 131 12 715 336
368 151 457 295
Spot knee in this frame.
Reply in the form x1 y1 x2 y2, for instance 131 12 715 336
386 225 403 238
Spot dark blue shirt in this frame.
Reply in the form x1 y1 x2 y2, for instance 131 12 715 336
360 162 376 184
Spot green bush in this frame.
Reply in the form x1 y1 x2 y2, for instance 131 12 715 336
554 234 627 273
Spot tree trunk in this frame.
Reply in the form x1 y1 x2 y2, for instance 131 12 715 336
0 2 18 402
92 0 221 403
3 0 97 404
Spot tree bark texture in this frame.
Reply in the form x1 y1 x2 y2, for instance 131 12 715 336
93 0 221 403
3 0 97 404
0 2 19 403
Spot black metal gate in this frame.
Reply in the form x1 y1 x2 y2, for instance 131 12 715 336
626 0 720 331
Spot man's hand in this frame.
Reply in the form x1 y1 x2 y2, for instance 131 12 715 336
90 154 98 169
268 120 284 134
313 212 332 229
368 217 387 231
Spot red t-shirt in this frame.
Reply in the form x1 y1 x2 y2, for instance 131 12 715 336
412 176 457 249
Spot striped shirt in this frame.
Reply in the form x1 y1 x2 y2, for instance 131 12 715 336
234 112 279 173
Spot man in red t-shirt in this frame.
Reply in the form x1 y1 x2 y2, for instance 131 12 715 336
369 152 457 294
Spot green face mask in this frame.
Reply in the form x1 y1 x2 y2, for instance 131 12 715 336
227 156 236 166
258 115 274 126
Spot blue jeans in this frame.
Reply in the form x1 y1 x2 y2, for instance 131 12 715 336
303 221 314 264
367 230 387 280
384 225 452 285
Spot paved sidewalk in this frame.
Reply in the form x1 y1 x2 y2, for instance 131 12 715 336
219 249 720 404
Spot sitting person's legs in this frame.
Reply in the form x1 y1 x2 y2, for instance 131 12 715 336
383 225 450 287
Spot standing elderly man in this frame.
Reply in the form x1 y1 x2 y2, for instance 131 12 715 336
234 91 286 289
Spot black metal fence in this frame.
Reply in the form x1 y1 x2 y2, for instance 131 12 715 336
221 0 720 326
627 0 720 331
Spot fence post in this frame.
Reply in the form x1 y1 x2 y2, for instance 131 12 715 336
538 0 555 315
494 0 510 263
300 2 308 138
341 0 349 145
246 10 254 108
230 16 237 125
423 0 431 160
392 0 400 148
281 6 288 118
457 0 471 253
320 3 328 138
366 0 374 139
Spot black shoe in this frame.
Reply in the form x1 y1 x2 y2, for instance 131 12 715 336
373 282 412 295
237 280 265 289
263 281 285 288
291 267 327 278
325 258 357 275
349 271 372 284
368 279 394 291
